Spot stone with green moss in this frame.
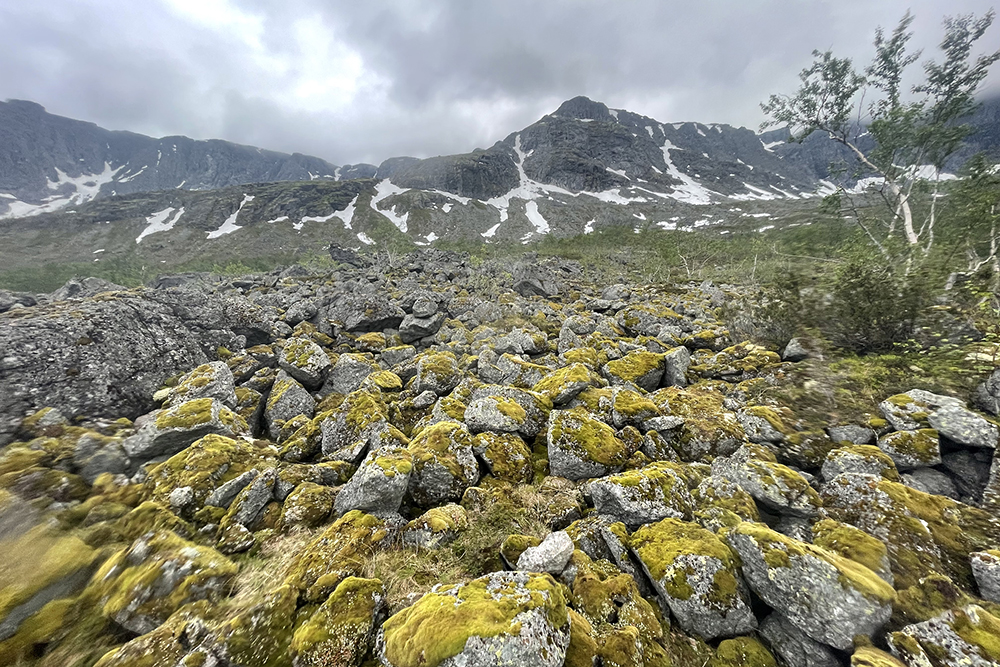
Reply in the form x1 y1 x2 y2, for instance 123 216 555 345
473 432 533 483
290 576 386 667
889 605 1000 665
500 534 543 569
692 476 760 524
737 405 792 444
892 573 980 628
465 395 528 433
822 472 1000 590
412 351 463 396
403 503 470 549
708 637 777 667
320 389 389 463
469 385 553 439
278 336 331 389
82 530 237 635
878 389 961 432
822 445 900 482
335 444 412 516
650 386 745 461
376 570 571 667
278 481 335 530
492 353 551 389
323 352 378 395
631 518 756 640
928 402 999 450
532 363 599 405
811 519 893 585
712 445 822 518
851 646 907 667
589 462 694 528
116 501 195 541
264 371 316 440
609 388 662 430
689 343 780 381
725 521 895 650
162 362 237 410
876 429 941 471
617 303 682 337
546 408 632 481
407 421 480 507
123 397 250 462
972 550 1000 603
601 351 665 393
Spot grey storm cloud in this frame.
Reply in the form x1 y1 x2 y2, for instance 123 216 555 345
1 0 998 166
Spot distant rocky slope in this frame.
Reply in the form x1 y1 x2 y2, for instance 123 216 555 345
1 251 999 666
0 99 377 219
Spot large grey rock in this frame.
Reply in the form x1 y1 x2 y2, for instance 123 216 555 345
878 389 964 432
726 522 894 650
876 429 941 470
901 467 959 499
323 353 378 396
973 368 1000 416
890 605 1000 666
0 288 271 447
589 462 693 528
122 398 248 462
326 293 405 332
73 434 130 483
376 571 570 667
406 421 480 508
512 262 560 298
263 371 315 440
662 346 691 387
712 445 821 517
827 424 875 445
335 445 412 516
469 385 551 438
399 312 446 343
928 403 998 449
971 550 1000 603
516 531 574 575
758 613 841 667
546 409 631 481
277 337 330 389
204 470 259 509
163 362 237 409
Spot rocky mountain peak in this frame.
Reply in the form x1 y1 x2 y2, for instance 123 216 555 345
552 95 616 121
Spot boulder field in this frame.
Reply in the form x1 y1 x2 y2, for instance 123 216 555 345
1 249 999 667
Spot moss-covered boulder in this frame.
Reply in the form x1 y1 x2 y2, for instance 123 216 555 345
473 432 534 483
617 303 682 337
162 361 237 409
278 336 332 389
264 371 316 440
876 429 941 471
708 637 777 667
403 504 470 549
691 475 760 528
822 472 1000 590
465 395 531 434
413 351 462 396
928 403 1000 450
878 389 961 432
546 409 633 480
631 518 756 640
532 363 600 405
278 481 336 530
822 445 900 482
651 386 745 461
689 343 780 381
83 530 237 635
811 519 893 585
335 444 412 516
376 571 571 667
889 605 1000 666
492 353 551 389
283 510 393 603
123 397 249 462
323 352 378 395
290 576 387 667
468 385 552 439
320 389 389 463
589 462 694 528
726 522 895 650
851 646 908 667
601 351 665 392
407 421 480 507
712 445 822 518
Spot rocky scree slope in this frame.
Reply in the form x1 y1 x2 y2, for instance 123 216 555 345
1 251 1000 666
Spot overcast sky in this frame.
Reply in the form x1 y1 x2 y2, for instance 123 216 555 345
2 0 998 166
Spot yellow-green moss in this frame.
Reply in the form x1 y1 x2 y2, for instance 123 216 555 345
708 637 777 667
549 409 630 468
811 519 889 576
289 576 384 664
850 646 908 667
630 518 738 602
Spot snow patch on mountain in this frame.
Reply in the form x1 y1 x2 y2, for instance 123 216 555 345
660 141 716 205
524 201 550 234
137 207 185 244
371 180 410 232
333 194 358 229
207 194 254 239
2 162 125 219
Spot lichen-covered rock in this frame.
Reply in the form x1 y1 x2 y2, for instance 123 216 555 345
335 445 412 516
162 361 237 409
822 472 1000 589
708 637 777 667
83 530 237 635
492 354 550 389
320 390 389 462
465 395 530 433
690 343 780 381
601 351 664 392
324 352 378 396
631 518 756 640
291 576 387 667
758 613 841 667
589 462 694 528
265 371 316 440
878 389 963 432
928 403 999 449
403 504 469 549
469 385 552 439
532 364 599 405
691 475 760 526
517 531 574 575
123 397 249 462
876 429 941 470
472 432 533 483
811 519 893 585
821 445 900 482
663 345 691 388
546 409 632 481
971 550 1000 603
726 522 895 650
279 481 336 530
617 303 681 337
278 337 330 389
712 445 822 518
608 388 662 430
737 407 789 445
889 605 1000 666
284 510 393 603
407 421 480 507
376 570 571 667
651 386 745 461
413 352 462 396
828 424 876 445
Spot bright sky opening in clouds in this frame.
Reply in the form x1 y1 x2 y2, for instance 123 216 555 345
1 0 997 166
